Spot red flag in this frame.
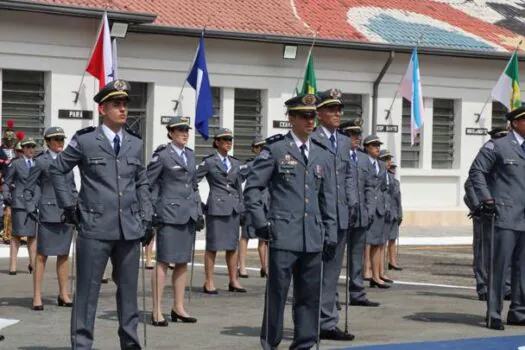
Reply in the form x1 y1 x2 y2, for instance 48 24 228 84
86 13 114 90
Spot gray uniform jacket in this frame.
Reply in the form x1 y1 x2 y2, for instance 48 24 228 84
24 150 77 223
311 128 357 231
469 132 525 231
146 144 201 225
464 178 480 212
350 149 375 228
241 158 270 231
389 175 402 221
196 153 244 216
49 126 152 240
244 132 338 252
367 159 390 221
3 157 40 210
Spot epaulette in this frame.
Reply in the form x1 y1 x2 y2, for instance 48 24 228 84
154 144 167 153
230 155 239 161
245 158 254 163
125 128 142 140
76 126 96 136
265 134 284 145
311 137 329 150
35 150 46 159
201 154 215 162
185 146 193 152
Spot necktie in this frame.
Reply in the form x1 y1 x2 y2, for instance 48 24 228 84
300 144 308 165
222 157 228 172
373 161 379 175
27 159 32 169
329 134 336 151
521 143 525 154
180 150 187 166
351 151 357 164
113 134 120 155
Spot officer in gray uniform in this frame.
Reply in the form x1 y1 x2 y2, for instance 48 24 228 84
382 156 403 271
465 127 510 302
339 120 380 306
49 80 153 349
311 89 356 341
238 136 269 279
24 126 77 311
469 106 525 330
4 137 38 276
363 135 391 289
146 116 204 326
244 93 338 350
196 128 246 294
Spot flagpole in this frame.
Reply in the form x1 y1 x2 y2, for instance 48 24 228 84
72 12 106 103
293 26 321 95
474 39 523 123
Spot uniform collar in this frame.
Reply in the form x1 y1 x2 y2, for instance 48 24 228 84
170 142 185 156
48 149 58 160
101 123 123 144
290 130 310 151
512 129 524 145
321 125 336 141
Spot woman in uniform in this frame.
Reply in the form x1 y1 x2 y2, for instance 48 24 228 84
196 128 246 294
4 137 38 277
24 127 76 310
386 160 403 271
147 117 204 326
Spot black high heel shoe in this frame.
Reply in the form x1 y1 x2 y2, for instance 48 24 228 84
260 268 267 278
388 263 403 271
8 271 16 276
57 296 73 307
228 283 247 293
151 316 169 327
370 279 391 289
238 268 249 279
31 305 44 311
380 276 394 283
28 265 33 274
171 310 197 323
202 285 218 295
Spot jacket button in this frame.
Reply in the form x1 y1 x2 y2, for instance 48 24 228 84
305 198 309 203
185 184 189 188
304 213 308 217
119 209 123 213
119 192 122 197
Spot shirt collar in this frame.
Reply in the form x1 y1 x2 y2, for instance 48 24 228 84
48 149 58 160
368 155 377 164
101 123 123 144
170 143 185 156
217 152 229 162
321 126 336 140
290 130 310 151
23 155 33 163
512 129 524 145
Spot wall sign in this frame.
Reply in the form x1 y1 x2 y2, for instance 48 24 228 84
58 109 93 120
161 116 191 125
465 128 487 135
376 124 399 133
273 120 292 129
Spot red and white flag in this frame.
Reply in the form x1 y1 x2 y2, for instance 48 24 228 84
86 13 114 89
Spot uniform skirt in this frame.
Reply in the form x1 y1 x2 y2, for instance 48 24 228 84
157 222 194 264
37 222 73 256
241 223 257 240
366 215 385 246
206 214 240 251
12 208 37 237
388 220 399 241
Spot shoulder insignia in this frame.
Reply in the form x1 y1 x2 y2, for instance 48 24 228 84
256 148 270 160
154 144 167 153
230 155 239 161
185 146 194 152
76 126 96 136
311 137 329 150
265 134 284 145
245 158 254 163
151 154 159 163
35 151 46 159
483 141 494 150
202 154 214 161
125 128 142 140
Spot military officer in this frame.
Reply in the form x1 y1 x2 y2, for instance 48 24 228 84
196 128 246 294
363 135 391 288
244 94 338 349
49 79 154 349
3 137 38 276
311 89 356 341
465 126 510 302
24 127 76 311
147 116 204 326
469 107 525 330
238 136 269 279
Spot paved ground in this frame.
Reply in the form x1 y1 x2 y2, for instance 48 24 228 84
1 244 524 350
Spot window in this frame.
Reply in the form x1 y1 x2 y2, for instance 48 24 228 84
432 99 455 169
2 69 46 147
491 101 507 129
126 82 148 138
233 88 263 163
194 87 220 161
401 99 421 168
341 93 363 122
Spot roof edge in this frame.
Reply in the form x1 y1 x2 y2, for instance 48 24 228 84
131 24 519 61
1 0 157 23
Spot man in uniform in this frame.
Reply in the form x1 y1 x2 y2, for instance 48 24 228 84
244 94 337 349
340 120 380 305
49 79 154 349
311 89 356 341
469 107 525 330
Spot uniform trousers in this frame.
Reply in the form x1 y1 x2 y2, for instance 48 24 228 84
487 228 525 323
348 227 368 302
261 248 321 350
72 235 141 350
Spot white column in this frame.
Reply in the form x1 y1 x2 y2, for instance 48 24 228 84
421 97 433 169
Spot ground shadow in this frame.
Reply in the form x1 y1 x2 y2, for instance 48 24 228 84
416 290 479 301
404 312 485 327
432 271 474 279
18 347 84 350
0 297 56 309
220 326 294 340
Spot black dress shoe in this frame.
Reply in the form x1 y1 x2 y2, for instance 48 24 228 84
487 318 504 330
319 327 355 341
380 276 394 283
101 278 110 284
123 343 141 350
151 316 169 327
350 299 380 307
57 296 73 307
336 300 342 311
507 318 525 326
8 271 16 276
168 265 174 270
203 285 218 294
171 310 197 323
28 264 33 274
478 294 487 301
145 266 154 270
228 283 247 293
370 279 391 289
504 293 512 301
260 268 267 278
363 277 371 282
31 305 44 311
388 263 403 271
237 269 249 279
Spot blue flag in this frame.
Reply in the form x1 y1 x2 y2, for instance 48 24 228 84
187 34 213 140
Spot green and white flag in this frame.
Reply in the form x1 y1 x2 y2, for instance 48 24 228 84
491 51 522 112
